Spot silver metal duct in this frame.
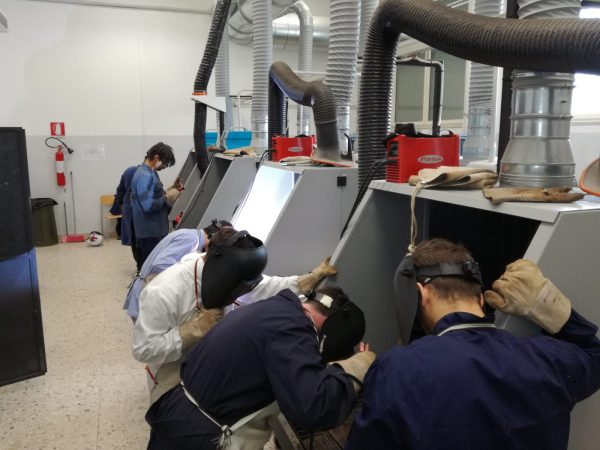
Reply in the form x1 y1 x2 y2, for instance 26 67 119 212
228 0 329 48
359 0 379 56
280 1 313 135
229 12 329 48
461 0 504 165
216 21 234 130
324 0 361 153
250 0 275 151
499 0 581 186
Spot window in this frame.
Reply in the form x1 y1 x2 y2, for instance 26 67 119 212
572 7 600 119
394 0 468 128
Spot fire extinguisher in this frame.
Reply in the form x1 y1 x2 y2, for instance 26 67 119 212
56 145 66 187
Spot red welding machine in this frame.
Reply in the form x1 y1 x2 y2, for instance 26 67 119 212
386 133 460 183
271 135 314 162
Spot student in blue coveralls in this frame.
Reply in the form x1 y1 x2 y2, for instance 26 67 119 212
346 238 600 450
131 143 181 269
145 286 376 450
110 165 140 268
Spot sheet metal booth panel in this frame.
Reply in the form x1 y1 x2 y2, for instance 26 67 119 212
327 180 600 450
173 154 258 230
168 150 197 224
233 162 358 276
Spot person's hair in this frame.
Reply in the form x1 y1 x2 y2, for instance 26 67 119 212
203 219 233 240
206 227 256 258
412 238 481 302
305 286 350 317
146 142 175 168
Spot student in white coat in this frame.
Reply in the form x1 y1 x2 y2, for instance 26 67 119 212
132 226 338 403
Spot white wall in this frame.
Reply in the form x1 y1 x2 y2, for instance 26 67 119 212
0 0 330 235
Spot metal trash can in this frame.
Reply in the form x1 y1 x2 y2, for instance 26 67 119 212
31 198 58 247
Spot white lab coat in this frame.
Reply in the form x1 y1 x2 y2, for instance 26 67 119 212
132 253 301 402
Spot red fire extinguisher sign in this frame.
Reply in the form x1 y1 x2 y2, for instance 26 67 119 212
50 122 65 136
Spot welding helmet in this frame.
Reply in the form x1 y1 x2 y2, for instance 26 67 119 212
393 253 482 345
310 290 366 363
86 231 104 247
201 230 268 308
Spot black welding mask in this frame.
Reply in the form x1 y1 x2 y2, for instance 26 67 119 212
315 292 366 363
201 230 268 308
393 253 482 345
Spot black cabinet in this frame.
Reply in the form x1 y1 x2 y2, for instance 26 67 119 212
0 127 47 386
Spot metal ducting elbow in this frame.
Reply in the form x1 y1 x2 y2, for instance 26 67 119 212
499 0 581 187
269 61 343 164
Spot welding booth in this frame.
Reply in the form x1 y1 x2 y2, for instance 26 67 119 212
326 181 600 449
171 153 258 230
232 161 357 276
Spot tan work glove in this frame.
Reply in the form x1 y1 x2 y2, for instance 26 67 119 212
483 186 584 204
165 187 182 207
484 259 571 334
297 257 339 293
167 176 182 191
332 351 376 392
178 307 224 349
409 166 497 189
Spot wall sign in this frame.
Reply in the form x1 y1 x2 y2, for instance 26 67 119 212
50 122 65 136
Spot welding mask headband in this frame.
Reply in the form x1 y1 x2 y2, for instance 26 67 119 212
201 231 268 308
416 260 483 286
319 297 366 363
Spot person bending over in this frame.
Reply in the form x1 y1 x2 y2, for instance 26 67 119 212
345 238 600 450
146 287 375 449
132 226 338 403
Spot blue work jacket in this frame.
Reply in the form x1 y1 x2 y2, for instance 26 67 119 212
345 310 600 450
131 164 169 240
146 289 356 449
110 165 137 246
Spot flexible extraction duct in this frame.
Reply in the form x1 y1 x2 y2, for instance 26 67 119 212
461 0 505 165
359 0 379 56
324 0 361 153
269 61 340 159
250 0 274 152
193 0 232 174
499 0 581 186
358 0 600 185
215 20 233 130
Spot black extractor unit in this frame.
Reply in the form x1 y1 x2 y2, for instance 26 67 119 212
0 127 47 387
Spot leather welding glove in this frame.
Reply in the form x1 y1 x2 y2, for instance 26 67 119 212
332 351 376 392
410 166 497 188
165 187 182 207
297 257 339 294
483 186 584 204
167 176 182 191
484 259 571 334
178 307 225 349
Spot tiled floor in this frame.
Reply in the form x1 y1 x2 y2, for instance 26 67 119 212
0 239 149 449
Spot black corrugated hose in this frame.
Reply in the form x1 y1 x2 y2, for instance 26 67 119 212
193 0 232 175
358 0 600 185
268 61 340 160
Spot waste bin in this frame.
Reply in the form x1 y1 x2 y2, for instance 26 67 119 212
31 198 58 247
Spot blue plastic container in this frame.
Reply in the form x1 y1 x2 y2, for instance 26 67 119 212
205 131 218 146
225 130 252 149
